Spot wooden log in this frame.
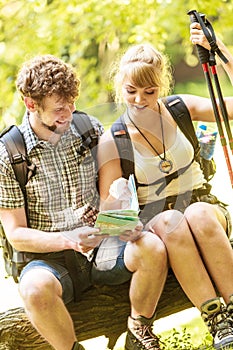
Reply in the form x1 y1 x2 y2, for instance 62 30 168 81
0 271 192 350
0 238 232 350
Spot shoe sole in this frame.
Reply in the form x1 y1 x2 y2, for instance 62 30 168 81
214 340 233 350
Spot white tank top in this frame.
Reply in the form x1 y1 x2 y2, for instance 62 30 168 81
133 129 205 205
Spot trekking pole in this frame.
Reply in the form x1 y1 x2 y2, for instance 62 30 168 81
188 10 233 187
211 65 233 151
197 12 233 153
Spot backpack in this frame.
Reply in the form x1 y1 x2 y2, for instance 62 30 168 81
0 111 99 283
111 95 216 192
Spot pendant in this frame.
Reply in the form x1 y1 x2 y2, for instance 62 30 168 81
159 159 173 174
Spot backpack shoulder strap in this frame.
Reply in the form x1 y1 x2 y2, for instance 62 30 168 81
0 125 28 191
72 110 99 167
67 111 100 301
111 114 135 181
0 126 34 282
163 95 200 159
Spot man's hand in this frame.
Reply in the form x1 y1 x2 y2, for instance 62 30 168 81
63 226 109 253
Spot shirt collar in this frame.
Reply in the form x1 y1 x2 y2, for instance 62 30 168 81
19 111 81 154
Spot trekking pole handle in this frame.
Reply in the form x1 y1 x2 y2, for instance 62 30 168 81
187 10 210 64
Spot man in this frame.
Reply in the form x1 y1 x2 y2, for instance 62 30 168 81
0 54 167 350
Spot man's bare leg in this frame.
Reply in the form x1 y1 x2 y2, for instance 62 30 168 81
19 269 81 350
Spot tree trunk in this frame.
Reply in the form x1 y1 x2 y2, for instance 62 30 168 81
0 271 191 350
1 239 232 350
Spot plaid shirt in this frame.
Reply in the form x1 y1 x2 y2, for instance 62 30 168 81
0 112 104 231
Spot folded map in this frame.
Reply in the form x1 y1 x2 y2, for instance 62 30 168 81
94 209 139 235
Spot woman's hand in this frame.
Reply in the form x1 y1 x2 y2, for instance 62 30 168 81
119 221 144 242
109 177 132 209
190 22 211 50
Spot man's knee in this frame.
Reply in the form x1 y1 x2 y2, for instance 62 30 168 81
19 268 61 309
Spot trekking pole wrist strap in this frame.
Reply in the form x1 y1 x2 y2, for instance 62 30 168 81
192 10 228 64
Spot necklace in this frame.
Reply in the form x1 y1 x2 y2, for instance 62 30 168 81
127 102 173 174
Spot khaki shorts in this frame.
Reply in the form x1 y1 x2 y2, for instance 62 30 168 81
217 202 232 238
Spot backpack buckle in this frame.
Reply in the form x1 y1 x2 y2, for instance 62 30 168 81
11 153 25 165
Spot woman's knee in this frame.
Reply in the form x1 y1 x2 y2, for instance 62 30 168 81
147 210 186 237
143 233 167 259
185 202 221 229
125 232 167 268
184 202 226 238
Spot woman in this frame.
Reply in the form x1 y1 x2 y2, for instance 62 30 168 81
98 23 233 350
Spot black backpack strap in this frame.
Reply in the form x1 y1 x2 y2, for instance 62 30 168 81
0 125 35 282
0 125 31 192
138 158 194 195
111 114 136 183
0 125 37 215
110 100 199 196
69 111 99 301
72 111 99 169
162 95 200 160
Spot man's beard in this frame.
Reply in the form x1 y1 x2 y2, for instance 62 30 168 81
42 122 57 132
39 117 71 134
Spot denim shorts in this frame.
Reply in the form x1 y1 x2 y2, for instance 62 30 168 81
91 236 132 286
217 202 232 237
20 238 132 304
20 256 75 304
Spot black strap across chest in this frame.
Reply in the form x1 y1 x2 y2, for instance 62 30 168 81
111 95 197 195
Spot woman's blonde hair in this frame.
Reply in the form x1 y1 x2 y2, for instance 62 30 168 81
113 44 173 102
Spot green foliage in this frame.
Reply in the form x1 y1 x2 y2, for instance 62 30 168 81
160 327 213 349
174 74 233 98
155 315 233 350
1 0 233 127
159 326 233 349
162 327 193 349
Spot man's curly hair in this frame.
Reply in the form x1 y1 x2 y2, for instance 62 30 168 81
16 54 80 106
